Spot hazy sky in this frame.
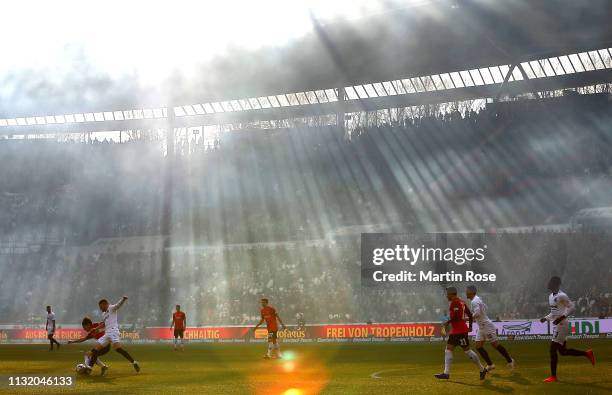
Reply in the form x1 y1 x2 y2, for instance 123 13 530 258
1 0 414 85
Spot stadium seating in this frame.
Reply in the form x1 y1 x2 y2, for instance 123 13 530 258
0 93 611 326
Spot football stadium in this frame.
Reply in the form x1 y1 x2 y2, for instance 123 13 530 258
0 1 611 394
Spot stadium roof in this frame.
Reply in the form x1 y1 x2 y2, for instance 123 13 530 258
1 0 611 128
1 46 611 135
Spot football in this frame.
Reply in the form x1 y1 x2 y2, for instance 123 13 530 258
75 363 91 375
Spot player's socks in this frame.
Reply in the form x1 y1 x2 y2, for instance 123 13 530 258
84 356 102 368
585 349 595 365
465 350 485 372
476 347 493 366
506 358 515 370
88 349 100 367
495 345 513 363
550 345 558 377
562 348 587 357
266 342 273 357
273 343 281 358
115 348 135 363
443 349 453 375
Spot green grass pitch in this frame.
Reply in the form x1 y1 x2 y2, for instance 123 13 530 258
0 340 610 394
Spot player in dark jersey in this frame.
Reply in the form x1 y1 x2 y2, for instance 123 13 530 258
254 298 286 359
170 305 187 351
67 317 110 376
435 287 488 381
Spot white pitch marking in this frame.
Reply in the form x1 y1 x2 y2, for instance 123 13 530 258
370 367 420 379
370 365 527 379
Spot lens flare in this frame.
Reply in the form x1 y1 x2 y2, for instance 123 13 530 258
282 361 296 373
249 347 330 395
282 350 297 361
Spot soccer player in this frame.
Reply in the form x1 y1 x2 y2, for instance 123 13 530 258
88 296 140 372
466 285 515 371
46 306 61 351
540 276 595 382
253 298 286 359
435 287 488 380
67 317 109 376
170 305 186 351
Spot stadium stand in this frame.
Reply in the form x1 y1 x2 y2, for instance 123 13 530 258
0 92 611 326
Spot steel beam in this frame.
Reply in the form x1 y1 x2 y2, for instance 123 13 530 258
1 69 611 136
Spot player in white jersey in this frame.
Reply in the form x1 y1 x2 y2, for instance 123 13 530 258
87 296 140 373
466 286 514 371
45 306 61 351
540 276 595 382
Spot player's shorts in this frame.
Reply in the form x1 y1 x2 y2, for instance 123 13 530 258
475 322 498 343
552 322 569 345
447 333 470 347
267 330 278 341
97 331 121 347
174 328 185 338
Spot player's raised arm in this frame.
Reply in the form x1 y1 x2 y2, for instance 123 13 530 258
112 296 128 312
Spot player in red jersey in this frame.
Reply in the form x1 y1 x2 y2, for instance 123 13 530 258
254 298 286 359
435 287 488 381
170 305 187 351
67 317 110 376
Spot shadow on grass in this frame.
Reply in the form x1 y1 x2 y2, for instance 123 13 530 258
491 371 531 386
81 372 134 385
554 379 612 393
448 379 515 394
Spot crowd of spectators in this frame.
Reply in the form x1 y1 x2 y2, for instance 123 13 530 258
1 93 611 245
0 230 610 327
